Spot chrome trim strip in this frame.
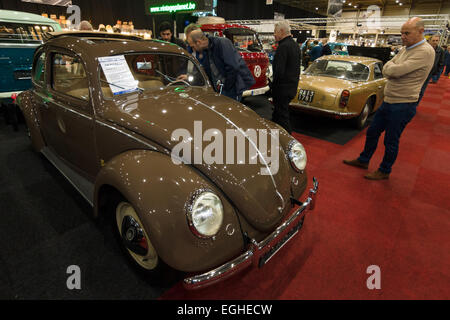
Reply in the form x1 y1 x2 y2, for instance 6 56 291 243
0 43 41 48
95 120 158 151
0 91 22 99
183 177 319 290
290 102 359 117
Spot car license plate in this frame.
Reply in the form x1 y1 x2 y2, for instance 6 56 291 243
298 89 315 103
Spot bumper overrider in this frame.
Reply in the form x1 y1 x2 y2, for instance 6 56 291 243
183 178 319 290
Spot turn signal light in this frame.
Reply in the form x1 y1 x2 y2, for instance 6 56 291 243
339 90 350 108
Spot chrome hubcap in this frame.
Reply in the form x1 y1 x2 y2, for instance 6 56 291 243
116 202 158 270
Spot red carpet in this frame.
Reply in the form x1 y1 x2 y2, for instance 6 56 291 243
160 76 450 300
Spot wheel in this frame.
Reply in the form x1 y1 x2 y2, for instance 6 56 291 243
354 99 372 129
115 201 160 271
104 194 183 285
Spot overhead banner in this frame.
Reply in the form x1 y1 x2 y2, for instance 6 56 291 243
144 0 213 15
327 0 343 18
21 0 72 6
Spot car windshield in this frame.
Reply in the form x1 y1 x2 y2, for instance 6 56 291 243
0 22 54 44
99 53 207 98
305 60 369 81
224 28 263 53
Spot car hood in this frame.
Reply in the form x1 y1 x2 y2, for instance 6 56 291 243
99 87 295 232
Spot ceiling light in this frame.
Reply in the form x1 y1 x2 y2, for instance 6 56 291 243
354 5 357 8
399 3 403 5
315 7 318 10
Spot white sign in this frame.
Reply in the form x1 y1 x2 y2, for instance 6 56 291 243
99 55 139 96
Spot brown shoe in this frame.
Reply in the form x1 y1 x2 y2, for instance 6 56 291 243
343 159 369 169
364 170 389 180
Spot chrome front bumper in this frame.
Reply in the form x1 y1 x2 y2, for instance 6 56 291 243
183 178 319 290
242 85 271 97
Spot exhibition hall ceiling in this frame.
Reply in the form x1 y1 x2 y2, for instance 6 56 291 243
275 0 447 15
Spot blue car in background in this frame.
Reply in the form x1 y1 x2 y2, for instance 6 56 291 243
0 9 61 129
328 42 349 56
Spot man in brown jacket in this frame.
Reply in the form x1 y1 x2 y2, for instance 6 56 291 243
343 17 435 180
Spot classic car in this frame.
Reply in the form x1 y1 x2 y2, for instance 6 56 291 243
18 31 318 289
0 9 61 130
290 55 387 129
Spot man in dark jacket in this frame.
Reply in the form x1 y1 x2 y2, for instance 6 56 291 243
186 28 255 101
271 21 301 134
321 39 332 56
418 34 445 103
444 45 450 77
158 21 187 50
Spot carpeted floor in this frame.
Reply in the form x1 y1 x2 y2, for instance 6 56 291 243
0 117 178 299
1 77 449 300
159 76 450 300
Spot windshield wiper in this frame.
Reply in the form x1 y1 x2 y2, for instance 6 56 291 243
155 69 191 88
100 79 144 93
155 69 177 83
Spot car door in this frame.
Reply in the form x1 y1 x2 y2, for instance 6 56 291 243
40 49 98 179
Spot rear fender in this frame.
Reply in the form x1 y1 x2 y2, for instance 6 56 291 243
17 90 45 152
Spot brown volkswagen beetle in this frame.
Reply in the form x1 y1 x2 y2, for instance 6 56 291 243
18 32 318 289
291 55 387 129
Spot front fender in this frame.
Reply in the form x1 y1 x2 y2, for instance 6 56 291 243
94 150 245 272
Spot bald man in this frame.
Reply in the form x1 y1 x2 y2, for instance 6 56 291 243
343 17 435 180
185 25 254 101
79 21 93 31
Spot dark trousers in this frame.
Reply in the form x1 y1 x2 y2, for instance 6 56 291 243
445 64 450 76
358 101 417 174
272 94 293 134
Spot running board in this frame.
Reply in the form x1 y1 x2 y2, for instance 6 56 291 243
41 147 95 207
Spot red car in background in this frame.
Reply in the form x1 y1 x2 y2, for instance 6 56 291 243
199 19 271 98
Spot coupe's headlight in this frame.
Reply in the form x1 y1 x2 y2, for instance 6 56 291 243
288 140 307 172
187 191 224 238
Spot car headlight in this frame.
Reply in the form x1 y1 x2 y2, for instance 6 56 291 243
288 140 307 172
187 191 224 238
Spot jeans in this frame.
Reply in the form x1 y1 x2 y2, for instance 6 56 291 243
358 101 417 174
272 94 293 134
